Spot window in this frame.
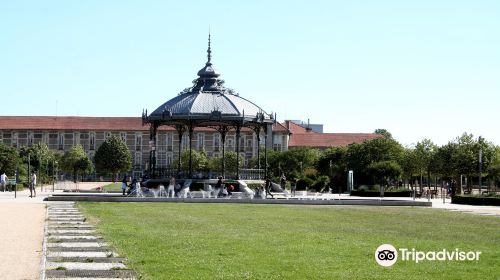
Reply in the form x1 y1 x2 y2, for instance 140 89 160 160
197 133 205 150
135 133 142 151
28 131 34 146
182 134 189 150
166 153 173 167
12 132 18 148
273 143 283 151
58 133 65 150
166 133 173 151
74 132 80 146
227 138 234 150
134 152 142 166
89 132 96 150
120 132 127 142
239 135 245 152
213 134 220 152
246 138 252 151
43 132 49 144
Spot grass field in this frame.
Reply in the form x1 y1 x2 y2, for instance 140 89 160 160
92 183 122 192
78 203 500 280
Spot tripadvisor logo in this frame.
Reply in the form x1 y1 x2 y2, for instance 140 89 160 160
375 244 482 267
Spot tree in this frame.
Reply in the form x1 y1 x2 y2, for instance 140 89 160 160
317 146 347 190
209 151 242 174
400 147 419 190
19 143 57 184
374 129 393 139
367 160 402 187
268 148 320 180
0 143 20 175
94 136 132 182
174 149 209 173
414 139 437 191
345 137 404 185
61 145 93 182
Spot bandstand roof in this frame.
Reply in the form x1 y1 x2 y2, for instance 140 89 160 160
144 35 274 127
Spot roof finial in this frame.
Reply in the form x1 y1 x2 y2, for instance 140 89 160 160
207 30 212 64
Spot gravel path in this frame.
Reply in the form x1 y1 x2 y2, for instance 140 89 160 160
0 202 45 280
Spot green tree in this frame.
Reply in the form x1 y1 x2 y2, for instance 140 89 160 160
367 160 402 187
317 146 347 190
209 151 242 174
414 139 437 191
174 149 209 173
0 143 20 176
374 128 393 139
400 147 419 190
61 145 93 182
19 143 57 184
345 137 404 185
95 136 132 182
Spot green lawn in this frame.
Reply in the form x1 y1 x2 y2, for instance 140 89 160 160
78 203 500 280
92 182 122 192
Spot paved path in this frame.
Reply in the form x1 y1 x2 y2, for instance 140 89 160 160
43 202 136 279
0 202 45 280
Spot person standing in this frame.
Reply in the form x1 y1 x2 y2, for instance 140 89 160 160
280 173 286 191
121 175 127 196
0 172 7 192
29 171 37 197
265 178 274 199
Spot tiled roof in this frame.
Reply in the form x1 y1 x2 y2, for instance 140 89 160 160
0 116 148 131
284 120 381 148
289 132 382 148
0 116 289 134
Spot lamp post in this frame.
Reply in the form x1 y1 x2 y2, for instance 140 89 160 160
53 161 57 192
479 149 482 195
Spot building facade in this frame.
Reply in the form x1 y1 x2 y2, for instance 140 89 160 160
0 116 293 178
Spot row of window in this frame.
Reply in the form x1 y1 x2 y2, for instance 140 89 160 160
1 131 284 152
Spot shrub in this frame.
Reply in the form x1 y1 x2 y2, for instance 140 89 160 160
452 195 500 206
296 177 314 190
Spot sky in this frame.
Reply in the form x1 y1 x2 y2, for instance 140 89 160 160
1 0 499 146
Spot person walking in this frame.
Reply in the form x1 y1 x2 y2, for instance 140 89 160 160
121 175 127 196
29 171 37 197
265 178 274 199
280 173 286 191
0 172 7 192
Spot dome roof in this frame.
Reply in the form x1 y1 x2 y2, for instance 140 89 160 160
147 35 273 124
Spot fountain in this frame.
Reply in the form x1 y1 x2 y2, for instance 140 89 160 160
178 180 192 198
237 180 254 199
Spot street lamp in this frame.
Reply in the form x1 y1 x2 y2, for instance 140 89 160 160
479 149 482 195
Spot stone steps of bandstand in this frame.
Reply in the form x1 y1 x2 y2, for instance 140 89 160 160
43 202 136 280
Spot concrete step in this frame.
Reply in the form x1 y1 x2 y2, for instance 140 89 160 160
47 251 117 258
45 269 136 279
48 247 111 252
47 242 108 248
46 261 127 270
46 256 126 263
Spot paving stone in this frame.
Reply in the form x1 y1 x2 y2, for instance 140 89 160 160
47 251 116 258
46 261 127 270
48 229 95 234
49 235 101 240
48 246 110 252
43 203 136 280
47 242 108 248
46 256 126 263
45 269 136 279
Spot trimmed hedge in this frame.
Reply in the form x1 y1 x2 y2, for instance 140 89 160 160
452 195 500 206
350 190 412 197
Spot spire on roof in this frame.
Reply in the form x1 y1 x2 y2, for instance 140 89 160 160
207 31 212 65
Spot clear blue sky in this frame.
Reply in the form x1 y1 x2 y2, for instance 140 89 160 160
1 0 499 146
